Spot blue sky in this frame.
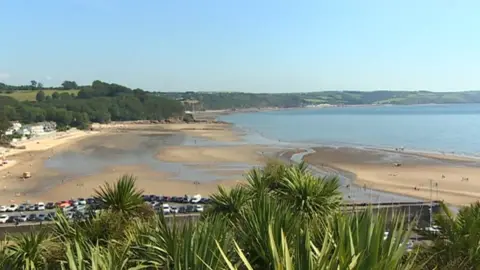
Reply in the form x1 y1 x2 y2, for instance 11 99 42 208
1 0 479 92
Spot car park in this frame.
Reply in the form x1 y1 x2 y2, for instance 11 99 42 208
0 205 7 212
7 204 18 212
0 214 9 224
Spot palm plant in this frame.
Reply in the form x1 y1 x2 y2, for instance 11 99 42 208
94 174 145 217
206 185 251 220
60 239 146 270
4 230 53 269
131 214 234 269
274 165 342 221
220 208 417 270
229 193 302 269
416 202 480 269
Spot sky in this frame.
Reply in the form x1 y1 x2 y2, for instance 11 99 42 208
1 0 479 93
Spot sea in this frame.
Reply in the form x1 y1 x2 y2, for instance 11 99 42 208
218 104 480 157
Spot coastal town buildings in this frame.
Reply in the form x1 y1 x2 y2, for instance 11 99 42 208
5 122 57 138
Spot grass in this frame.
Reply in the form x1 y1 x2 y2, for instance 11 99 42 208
0 89 80 101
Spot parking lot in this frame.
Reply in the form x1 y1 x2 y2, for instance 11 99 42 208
0 194 210 226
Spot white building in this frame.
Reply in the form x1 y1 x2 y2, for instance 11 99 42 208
4 122 22 136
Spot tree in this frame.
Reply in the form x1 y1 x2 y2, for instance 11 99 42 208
94 174 145 217
37 82 44 89
416 202 480 269
51 91 60 100
0 113 12 143
30 80 37 89
61 80 78 90
35 90 46 102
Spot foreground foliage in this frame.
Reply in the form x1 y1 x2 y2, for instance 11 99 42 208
0 162 475 269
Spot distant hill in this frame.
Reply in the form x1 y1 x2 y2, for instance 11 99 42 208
158 90 480 110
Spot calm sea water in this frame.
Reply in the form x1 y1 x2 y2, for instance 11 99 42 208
219 104 480 156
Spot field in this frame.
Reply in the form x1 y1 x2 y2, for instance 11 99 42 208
0 89 80 101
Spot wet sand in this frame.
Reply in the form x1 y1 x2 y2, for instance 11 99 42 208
304 147 480 206
0 123 266 204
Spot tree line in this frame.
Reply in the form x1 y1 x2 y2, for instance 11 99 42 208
0 80 81 92
0 80 185 136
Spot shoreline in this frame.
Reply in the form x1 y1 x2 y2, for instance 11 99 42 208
301 146 480 206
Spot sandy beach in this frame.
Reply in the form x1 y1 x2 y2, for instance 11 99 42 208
304 147 480 206
0 122 266 204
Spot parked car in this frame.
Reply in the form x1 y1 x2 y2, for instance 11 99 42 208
17 204 28 211
7 216 17 223
37 214 46 221
46 202 55 209
78 198 87 205
0 205 7 212
37 202 46 211
66 212 74 219
186 205 195 213
195 205 204 212
170 206 179 214
0 214 9 224
27 214 37 221
57 201 71 208
45 212 56 221
28 204 37 211
86 198 96 204
17 214 28 222
178 206 187 213
7 204 18 212
69 200 79 207
74 205 86 212
63 206 74 213
162 204 171 215
191 194 202 204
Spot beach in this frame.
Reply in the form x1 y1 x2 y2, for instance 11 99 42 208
0 121 268 204
3 107 480 207
304 147 480 206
